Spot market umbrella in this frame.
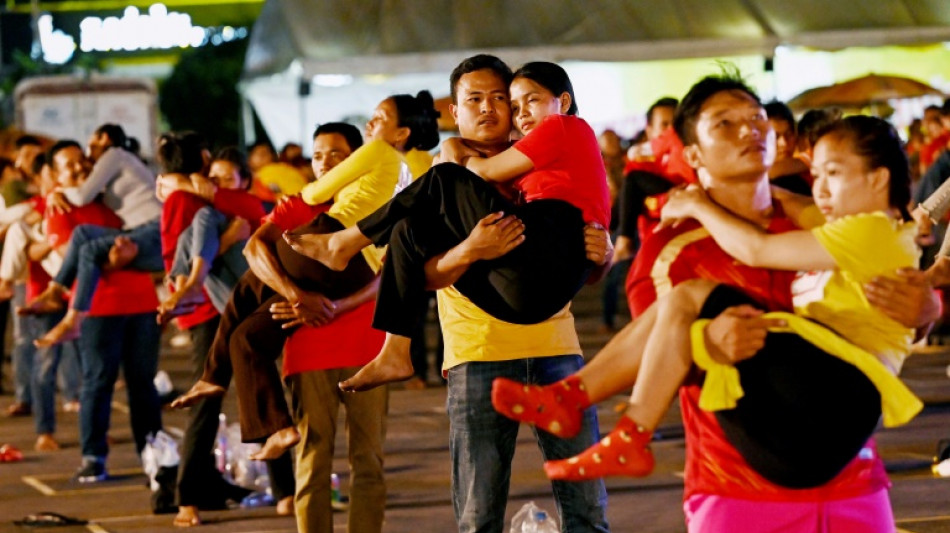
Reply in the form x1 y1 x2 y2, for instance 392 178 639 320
787 74 945 113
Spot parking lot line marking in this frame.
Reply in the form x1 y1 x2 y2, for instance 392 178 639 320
21 467 145 496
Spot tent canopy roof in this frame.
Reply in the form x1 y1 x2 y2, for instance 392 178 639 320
243 0 950 79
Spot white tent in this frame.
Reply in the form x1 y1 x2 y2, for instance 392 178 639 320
239 0 950 148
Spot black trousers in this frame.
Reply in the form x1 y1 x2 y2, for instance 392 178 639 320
698 285 882 488
357 163 592 336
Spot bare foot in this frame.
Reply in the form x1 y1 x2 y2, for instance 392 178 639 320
249 427 300 461
282 231 350 270
105 236 138 271
275 496 294 516
35 434 60 452
156 285 202 325
339 335 414 392
18 283 67 315
170 380 226 409
173 506 202 527
34 310 84 348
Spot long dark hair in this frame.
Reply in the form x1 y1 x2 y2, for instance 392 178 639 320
815 115 912 221
512 62 578 115
390 91 440 151
95 123 132 151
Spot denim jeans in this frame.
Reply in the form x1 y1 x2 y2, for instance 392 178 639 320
11 283 36 405
446 356 609 533
78 312 162 461
54 220 163 312
169 207 248 313
32 310 81 435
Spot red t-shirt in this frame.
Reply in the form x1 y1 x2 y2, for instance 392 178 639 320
265 197 382 377
513 114 611 228
46 203 158 317
25 196 49 300
626 210 890 503
920 131 950 171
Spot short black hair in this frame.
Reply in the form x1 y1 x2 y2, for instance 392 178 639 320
673 75 761 146
646 97 678 125
764 100 796 129
449 54 513 104
513 61 578 115
47 140 83 169
15 135 42 149
797 108 842 149
156 132 204 174
31 152 47 177
313 122 364 153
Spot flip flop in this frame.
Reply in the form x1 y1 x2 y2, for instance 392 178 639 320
13 511 88 527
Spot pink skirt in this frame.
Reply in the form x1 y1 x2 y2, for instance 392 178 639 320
684 489 895 533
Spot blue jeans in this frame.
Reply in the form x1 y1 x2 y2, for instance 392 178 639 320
11 283 36 405
54 220 163 312
32 310 81 435
78 312 161 461
169 206 248 313
446 356 609 533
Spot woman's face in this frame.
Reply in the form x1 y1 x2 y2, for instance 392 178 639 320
209 160 245 190
365 98 408 149
509 77 564 136
811 133 888 222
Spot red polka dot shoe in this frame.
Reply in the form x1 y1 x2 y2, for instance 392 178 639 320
543 416 654 481
491 375 590 438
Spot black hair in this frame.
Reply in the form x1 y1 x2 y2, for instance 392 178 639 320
47 140 83 169
390 90 441 150
31 152 47 177
673 74 761 146
647 97 678 125
764 100 796 129
15 135 42 149
212 146 253 190
0 157 12 177
94 123 130 151
941 98 950 116
156 132 204 174
449 54 513 104
797 108 842 149
815 115 912 221
512 61 578 115
313 122 364 152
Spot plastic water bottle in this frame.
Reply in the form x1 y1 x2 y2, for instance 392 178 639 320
509 501 558 533
213 413 228 473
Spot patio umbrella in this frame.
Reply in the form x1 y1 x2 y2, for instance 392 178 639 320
787 74 945 112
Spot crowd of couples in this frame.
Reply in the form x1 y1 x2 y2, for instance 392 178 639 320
1 51 947 533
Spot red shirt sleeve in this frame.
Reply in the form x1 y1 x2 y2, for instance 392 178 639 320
213 188 267 229
263 196 330 233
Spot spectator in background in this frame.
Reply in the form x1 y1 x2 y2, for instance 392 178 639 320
796 107 843 166
248 140 307 206
598 129 627 333
764 100 812 196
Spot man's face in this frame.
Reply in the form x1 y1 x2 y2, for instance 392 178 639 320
646 106 675 140
769 118 797 161
685 90 774 184
450 69 511 143
924 109 944 138
53 146 89 187
14 144 42 178
311 133 353 179
248 145 275 172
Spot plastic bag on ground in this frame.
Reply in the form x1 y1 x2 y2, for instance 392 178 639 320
509 501 559 533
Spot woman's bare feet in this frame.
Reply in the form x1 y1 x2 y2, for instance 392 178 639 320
282 225 371 271
249 427 301 461
34 309 85 348
170 380 226 409
275 495 294 516
173 506 202 527
35 433 60 452
19 283 67 315
339 334 414 392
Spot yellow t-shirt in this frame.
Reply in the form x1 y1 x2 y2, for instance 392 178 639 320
256 162 308 197
438 286 582 371
693 212 922 427
405 148 434 180
299 139 405 272
796 211 918 374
